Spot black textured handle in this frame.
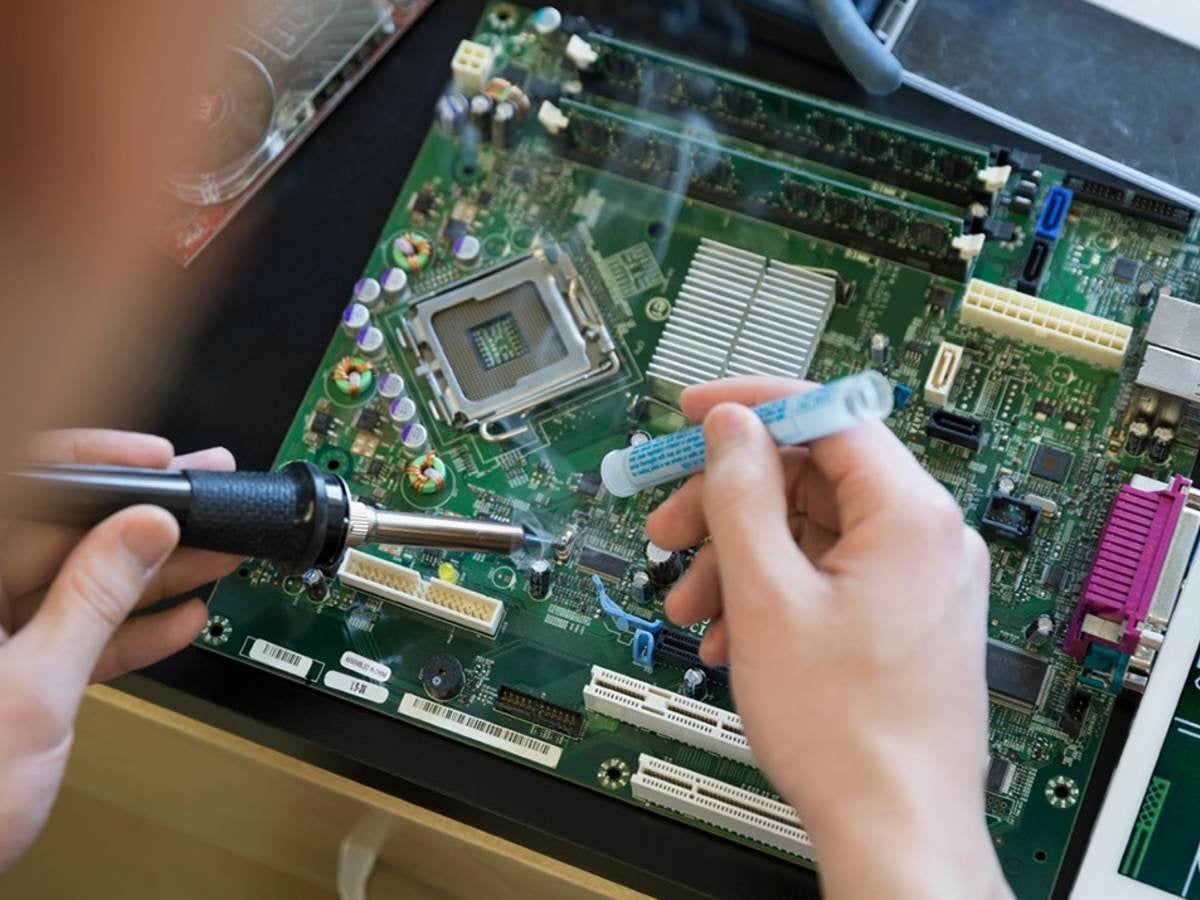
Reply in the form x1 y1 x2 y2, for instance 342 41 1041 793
183 462 349 569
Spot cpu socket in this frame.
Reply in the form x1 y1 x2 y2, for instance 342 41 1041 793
403 246 619 439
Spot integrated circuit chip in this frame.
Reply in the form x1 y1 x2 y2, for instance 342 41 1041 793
1030 444 1075 483
579 545 628 580
310 411 334 434
986 639 1052 709
576 471 602 499
986 756 1015 794
1113 256 1139 282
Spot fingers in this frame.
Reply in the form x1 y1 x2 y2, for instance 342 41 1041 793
11 505 178 696
663 543 721 626
700 403 819 605
646 474 707 550
680 376 813 424
24 429 174 466
699 614 729 667
138 547 241 609
90 597 208 683
169 446 235 472
1 444 236 599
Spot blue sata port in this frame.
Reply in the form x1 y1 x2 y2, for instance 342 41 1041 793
1035 186 1074 241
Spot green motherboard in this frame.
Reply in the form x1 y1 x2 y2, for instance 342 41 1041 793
201 5 1200 896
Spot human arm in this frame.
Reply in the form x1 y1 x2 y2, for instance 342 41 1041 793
646 378 1012 900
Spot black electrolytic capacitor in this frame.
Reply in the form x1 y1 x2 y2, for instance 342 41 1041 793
528 558 552 599
646 540 682 585
302 568 328 602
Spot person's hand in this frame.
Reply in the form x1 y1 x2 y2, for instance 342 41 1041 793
647 378 1011 900
0 429 241 871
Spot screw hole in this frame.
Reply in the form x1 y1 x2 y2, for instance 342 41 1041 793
1054 783 1071 799
209 623 225 637
1033 849 1047 863
647 221 666 238
326 459 340 471
606 766 623 781
238 567 251 578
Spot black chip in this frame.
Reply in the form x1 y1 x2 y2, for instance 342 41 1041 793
366 458 385 477
511 167 530 184
1062 410 1086 428
477 190 492 206
310 411 334 434
579 545 628 580
576 471 602 499
443 218 468 241
1030 444 1074 483
501 63 528 85
981 218 1016 242
412 191 435 214
929 287 955 311
1041 563 1067 590
1033 400 1055 419
986 639 1052 709
1060 689 1091 740
356 408 381 432
1113 256 1139 282
986 756 1014 794
529 76 560 103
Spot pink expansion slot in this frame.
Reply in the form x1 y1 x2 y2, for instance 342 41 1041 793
1065 475 1192 658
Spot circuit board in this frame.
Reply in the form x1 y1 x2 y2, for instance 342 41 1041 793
200 4 1200 896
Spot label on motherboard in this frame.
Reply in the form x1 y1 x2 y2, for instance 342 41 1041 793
398 693 562 768
248 639 313 678
340 651 392 682
323 671 389 704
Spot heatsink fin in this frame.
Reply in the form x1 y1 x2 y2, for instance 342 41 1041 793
646 239 837 401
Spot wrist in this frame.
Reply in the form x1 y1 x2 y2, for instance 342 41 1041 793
787 756 1011 900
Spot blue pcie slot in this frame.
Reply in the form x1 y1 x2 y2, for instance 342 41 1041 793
1035 186 1074 241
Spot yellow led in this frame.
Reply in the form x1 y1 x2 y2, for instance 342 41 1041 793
437 562 459 584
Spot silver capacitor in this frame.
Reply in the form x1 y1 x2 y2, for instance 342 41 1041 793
492 100 517 150
629 570 652 604
869 332 890 366
377 372 406 400
402 422 429 455
341 302 370 336
436 90 469 137
1024 614 1054 647
469 93 494 138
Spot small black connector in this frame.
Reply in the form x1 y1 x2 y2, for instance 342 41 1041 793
981 493 1041 548
926 409 985 451
655 628 728 684
1017 237 1052 295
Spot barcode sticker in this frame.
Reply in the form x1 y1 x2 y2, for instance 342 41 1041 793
340 651 391 683
324 670 389 704
248 639 312 678
398 693 562 768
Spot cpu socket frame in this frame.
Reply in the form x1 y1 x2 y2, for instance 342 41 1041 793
403 245 619 440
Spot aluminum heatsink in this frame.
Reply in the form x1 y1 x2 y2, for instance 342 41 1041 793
646 239 838 401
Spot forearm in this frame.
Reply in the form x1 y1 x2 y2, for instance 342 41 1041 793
801 770 1013 900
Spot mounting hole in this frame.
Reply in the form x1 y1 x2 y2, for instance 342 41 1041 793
1053 783 1072 799
647 221 666 239
209 623 225 638
1033 849 1047 863
326 459 340 471
238 567 251 578
606 766 623 781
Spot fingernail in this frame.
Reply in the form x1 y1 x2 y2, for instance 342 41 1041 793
704 404 749 459
121 517 175 570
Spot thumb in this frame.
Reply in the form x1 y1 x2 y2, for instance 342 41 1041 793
700 403 817 603
14 505 178 698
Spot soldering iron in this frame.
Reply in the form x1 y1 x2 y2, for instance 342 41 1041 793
2 461 549 570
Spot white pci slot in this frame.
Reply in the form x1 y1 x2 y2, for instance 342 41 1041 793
632 755 813 859
582 666 754 765
336 549 504 636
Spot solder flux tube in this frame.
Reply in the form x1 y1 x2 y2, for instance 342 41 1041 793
600 370 894 498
